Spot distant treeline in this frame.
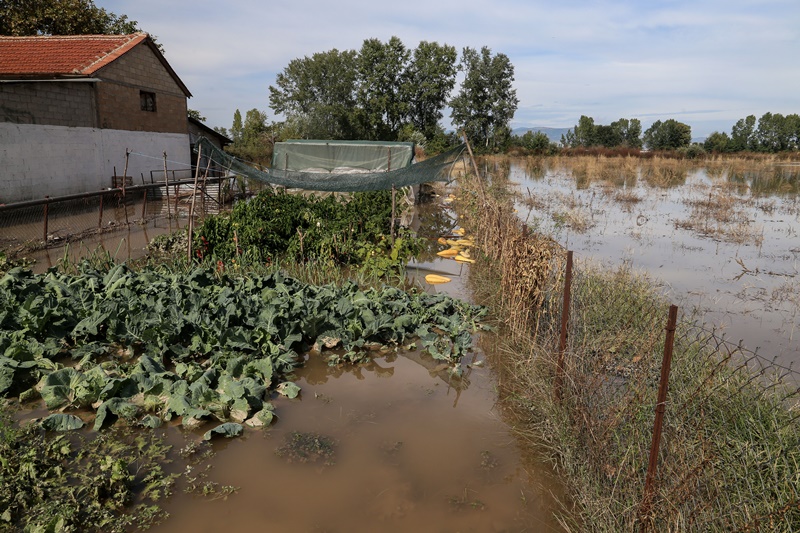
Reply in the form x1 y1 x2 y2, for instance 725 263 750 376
703 113 800 153
513 113 800 155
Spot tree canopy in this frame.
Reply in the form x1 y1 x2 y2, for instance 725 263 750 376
643 119 692 150
268 39 519 151
704 112 799 153
0 0 139 36
561 116 642 149
449 46 519 151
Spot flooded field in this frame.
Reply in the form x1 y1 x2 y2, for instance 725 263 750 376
2 194 566 531
150 342 563 533
508 157 800 369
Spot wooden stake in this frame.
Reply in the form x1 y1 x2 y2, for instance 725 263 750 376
43 196 49 242
121 148 130 197
462 131 486 202
554 250 574 403
98 193 104 228
391 184 397 245
163 152 172 221
187 147 203 262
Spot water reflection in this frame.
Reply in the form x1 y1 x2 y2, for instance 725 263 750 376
509 156 800 370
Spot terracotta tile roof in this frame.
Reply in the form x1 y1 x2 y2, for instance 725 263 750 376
0 33 148 77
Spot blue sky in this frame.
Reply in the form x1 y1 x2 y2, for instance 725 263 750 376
103 0 799 138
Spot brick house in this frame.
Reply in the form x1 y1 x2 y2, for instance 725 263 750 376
0 33 192 203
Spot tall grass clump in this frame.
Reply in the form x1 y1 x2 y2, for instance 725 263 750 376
455 162 800 531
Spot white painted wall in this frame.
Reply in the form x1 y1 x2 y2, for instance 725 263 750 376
0 123 190 203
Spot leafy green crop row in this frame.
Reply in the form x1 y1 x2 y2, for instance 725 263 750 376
0 264 486 432
193 188 422 276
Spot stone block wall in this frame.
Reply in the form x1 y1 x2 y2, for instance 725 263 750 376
95 44 188 134
0 82 97 127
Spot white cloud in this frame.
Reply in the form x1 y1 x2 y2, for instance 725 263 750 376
103 0 800 137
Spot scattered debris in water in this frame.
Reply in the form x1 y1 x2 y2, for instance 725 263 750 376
275 432 337 465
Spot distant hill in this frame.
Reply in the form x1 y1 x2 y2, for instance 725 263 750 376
512 126 572 143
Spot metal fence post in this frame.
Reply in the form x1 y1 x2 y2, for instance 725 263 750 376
554 250 574 402
639 304 679 531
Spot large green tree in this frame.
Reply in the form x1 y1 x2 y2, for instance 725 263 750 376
703 131 732 153
402 41 458 139
269 37 460 145
355 37 410 141
562 116 642 148
730 115 757 152
754 112 800 152
643 119 692 150
226 108 273 166
450 46 519 151
0 0 139 36
268 49 359 140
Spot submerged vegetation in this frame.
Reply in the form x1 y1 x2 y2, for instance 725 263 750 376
458 156 800 531
0 183 488 530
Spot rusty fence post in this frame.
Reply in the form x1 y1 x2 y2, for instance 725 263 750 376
141 189 148 219
42 196 49 242
98 193 104 228
554 250 574 403
639 304 680 531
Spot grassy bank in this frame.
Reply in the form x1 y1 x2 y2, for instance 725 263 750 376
456 161 800 531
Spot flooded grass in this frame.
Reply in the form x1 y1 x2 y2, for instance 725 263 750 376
510 154 800 369
455 161 800 531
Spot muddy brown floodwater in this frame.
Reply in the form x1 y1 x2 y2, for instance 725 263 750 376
151 341 564 532
7 195 566 531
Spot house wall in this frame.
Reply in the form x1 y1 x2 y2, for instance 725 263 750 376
94 44 188 134
0 122 190 203
0 82 97 127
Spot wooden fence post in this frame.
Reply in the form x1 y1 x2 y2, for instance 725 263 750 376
639 304 680 531
554 250 574 402
163 152 172 220
98 193 104 228
391 184 397 245
43 196 49 242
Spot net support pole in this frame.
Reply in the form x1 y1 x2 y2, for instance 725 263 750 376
187 147 202 263
163 152 172 221
462 131 486 203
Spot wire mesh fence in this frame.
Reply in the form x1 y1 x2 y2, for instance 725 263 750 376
456 163 799 531
551 251 800 532
0 172 254 258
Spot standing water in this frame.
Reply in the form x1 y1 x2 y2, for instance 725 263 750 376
151 330 565 532
509 157 800 370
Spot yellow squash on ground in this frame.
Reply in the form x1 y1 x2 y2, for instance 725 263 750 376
436 248 461 257
425 274 452 284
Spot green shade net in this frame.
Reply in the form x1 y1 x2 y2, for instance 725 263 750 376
194 137 465 193
272 140 415 171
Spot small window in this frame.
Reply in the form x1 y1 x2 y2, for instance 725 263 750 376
140 91 156 112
